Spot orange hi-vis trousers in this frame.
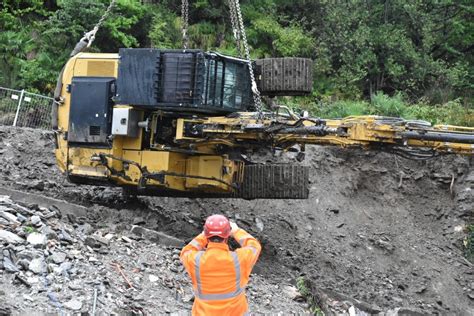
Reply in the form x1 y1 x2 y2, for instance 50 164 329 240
180 228 261 316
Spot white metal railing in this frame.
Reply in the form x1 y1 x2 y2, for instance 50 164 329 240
0 87 53 129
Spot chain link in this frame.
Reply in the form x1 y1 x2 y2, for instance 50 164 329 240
227 0 242 57
181 0 189 49
96 0 116 30
231 0 264 119
71 0 117 57
88 0 117 47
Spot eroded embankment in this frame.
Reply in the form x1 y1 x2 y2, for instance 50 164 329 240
0 126 473 314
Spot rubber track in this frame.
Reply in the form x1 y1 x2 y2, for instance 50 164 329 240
237 164 309 199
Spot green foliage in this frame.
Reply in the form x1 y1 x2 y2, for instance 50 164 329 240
371 92 407 117
406 99 474 127
296 277 324 316
249 16 314 57
281 0 473 102
0 0 472 120
285 92 473 126
1 0 152 93
23 226 36 234
148 7 181 49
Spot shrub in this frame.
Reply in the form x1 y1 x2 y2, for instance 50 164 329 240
370 92 410 118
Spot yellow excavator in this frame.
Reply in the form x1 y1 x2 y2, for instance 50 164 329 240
52 1 474 199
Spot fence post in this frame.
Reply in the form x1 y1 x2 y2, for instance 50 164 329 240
12 89 25 127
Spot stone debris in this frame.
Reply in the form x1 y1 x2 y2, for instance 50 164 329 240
50 251 66 264
255 218 264 232
130 225 183 247
0 192 309 314
0 210 20 225
64 298 83 311
27 232 47 247
149 274 159 283
3 250 20 272
0 229 25 244
282 284 303 301
28 258 44 274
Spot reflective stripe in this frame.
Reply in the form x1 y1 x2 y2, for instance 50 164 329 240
194 251 204 295
196 286 245 300
244 245 258 256
238 235 252 246
231 252 241 291
194 250 244 301
190 239 202 250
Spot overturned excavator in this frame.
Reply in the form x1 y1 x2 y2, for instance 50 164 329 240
51 47 474 199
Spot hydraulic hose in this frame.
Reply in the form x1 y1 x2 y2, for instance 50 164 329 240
401 131 474 144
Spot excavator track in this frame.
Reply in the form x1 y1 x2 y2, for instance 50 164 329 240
237 164 309 199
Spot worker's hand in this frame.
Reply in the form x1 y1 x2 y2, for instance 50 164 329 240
230 221 239 236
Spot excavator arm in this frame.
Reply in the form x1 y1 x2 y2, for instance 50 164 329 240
175 111 474 157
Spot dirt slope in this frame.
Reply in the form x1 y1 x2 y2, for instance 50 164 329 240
0 126 473 315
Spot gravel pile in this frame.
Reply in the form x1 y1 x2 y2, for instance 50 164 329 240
0 193 309 314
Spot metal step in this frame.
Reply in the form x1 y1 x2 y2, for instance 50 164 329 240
236 164 309 199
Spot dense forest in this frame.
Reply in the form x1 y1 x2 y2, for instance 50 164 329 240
1 0 472 125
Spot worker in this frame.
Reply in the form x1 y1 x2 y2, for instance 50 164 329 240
180 214 262 315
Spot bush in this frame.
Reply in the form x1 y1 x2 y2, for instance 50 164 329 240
370 92 410 117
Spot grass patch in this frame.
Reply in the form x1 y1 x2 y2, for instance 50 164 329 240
23 226 36 234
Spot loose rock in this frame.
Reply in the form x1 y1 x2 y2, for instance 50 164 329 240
63 298 83 311
0 210 20 225
28 258 44 274
27 232 47 247
50 252 66 264
3 252 19 273
0 230 25 244
30 215 41 226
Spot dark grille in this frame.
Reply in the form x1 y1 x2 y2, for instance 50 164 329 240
89 126 101 136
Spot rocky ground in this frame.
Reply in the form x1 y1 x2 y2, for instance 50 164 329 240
0 126 473 315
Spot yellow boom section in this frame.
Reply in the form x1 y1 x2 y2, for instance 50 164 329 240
176 113 474 157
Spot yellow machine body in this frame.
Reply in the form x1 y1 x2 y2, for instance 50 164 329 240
55 53 243 196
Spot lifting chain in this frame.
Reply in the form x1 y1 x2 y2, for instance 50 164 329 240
230 0 264 119
227 0 242 57
71 0 117 56
181 0 189 49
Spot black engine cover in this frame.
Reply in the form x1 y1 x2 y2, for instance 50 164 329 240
68 77 115 145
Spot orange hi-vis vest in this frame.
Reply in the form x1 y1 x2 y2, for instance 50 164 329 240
180 228 261 316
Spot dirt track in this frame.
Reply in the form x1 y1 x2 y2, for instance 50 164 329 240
0 126 473 314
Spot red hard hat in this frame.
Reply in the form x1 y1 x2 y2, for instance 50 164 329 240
204 214 231 239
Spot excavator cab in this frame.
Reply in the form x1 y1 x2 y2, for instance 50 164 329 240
116 49 254 114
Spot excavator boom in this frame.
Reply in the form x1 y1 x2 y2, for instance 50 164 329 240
176 113 474 157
